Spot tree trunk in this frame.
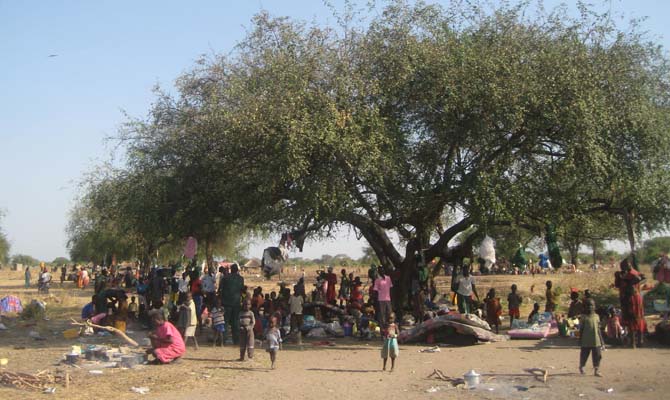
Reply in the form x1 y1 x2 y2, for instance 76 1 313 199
592 241 598 266
141 243 154 275
624 209 636 253
349 215 471 314
568 244 578 266
205 237 213 272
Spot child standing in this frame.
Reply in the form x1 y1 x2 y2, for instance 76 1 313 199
381 312 399 372
210 298 226 346
128 296 139 320
266 316 282 369
579 298 604 377
484 289 502 333
605 307 623 345
545 280 557 313
239 299 255 361
177 292 198 338
288 288 304 340
338 270 351 307
507 284 522 328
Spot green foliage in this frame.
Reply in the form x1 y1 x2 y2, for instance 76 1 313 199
0 210 9 265
640 236 670 263
52 257 70 265
11 254 39 266
71 0 670 301
358 246 380 266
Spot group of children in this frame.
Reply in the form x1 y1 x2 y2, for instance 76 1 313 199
476 280 608 377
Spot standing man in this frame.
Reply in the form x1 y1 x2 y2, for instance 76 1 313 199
24 266 31 288
95 269 109 295
201 268 216 310
455 265 479 314
373 265 394 332
219 263 244 344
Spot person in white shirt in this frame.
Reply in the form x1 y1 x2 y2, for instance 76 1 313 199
455 266 479 314
39 268 52 293
288 289 304 335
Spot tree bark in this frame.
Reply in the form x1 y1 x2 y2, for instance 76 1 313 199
347 214 472 311
624 209 636 253
205 236 213 272
569 246 578 266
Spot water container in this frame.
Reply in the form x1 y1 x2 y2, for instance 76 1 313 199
464 370 480 388
343 322 352 336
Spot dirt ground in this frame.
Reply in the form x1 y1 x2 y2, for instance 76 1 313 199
0 266 668 400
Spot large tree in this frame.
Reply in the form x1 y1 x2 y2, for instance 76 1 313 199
81 1 670 306
192 2 670 305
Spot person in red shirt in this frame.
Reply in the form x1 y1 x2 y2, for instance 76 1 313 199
325 266 338 305
350 277 364 308
614 258 646 347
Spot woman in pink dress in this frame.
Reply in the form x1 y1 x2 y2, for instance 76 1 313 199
146 311 185 364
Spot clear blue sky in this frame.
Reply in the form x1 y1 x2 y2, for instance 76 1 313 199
1 1 668 262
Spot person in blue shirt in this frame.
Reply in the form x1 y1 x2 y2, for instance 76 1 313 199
81 295 96 320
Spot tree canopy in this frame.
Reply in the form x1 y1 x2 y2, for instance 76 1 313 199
70 1 670 303
640 236 670 263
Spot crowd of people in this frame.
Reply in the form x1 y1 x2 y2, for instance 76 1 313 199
24 249 661 373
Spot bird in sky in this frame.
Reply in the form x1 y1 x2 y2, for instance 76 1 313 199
48 54 58 58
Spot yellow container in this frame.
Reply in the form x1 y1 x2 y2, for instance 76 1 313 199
114 320 127 332
63 328 80 339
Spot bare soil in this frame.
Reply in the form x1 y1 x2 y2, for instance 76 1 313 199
0 266 667 400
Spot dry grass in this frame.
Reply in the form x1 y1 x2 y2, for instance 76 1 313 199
0 264 664 400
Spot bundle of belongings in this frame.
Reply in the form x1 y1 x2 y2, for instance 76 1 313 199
508 312 558 339
0 296 23 314
261 246 289 278
399 312 508 345
644 282 670 315
20 300 46 320
301 314 344 337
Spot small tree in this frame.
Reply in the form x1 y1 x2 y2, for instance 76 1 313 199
640 236 670 263
52 257 70 266
11 254 39 267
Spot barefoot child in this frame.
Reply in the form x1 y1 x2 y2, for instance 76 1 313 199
128 296 139 321
381 312 399 371
210 298 226 346
484 288 502 333
239 299 255 361
605 307 623 345
579 298 604 377
266 316 282 369
545 280 557 313
507 284 522 328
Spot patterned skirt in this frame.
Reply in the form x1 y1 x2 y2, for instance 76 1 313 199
381 337 399 359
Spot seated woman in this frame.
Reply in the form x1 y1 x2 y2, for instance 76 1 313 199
81 295 96 320
146 310 185 364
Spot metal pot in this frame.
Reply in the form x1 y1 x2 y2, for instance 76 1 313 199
120 353 146 368
464 369 480 388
